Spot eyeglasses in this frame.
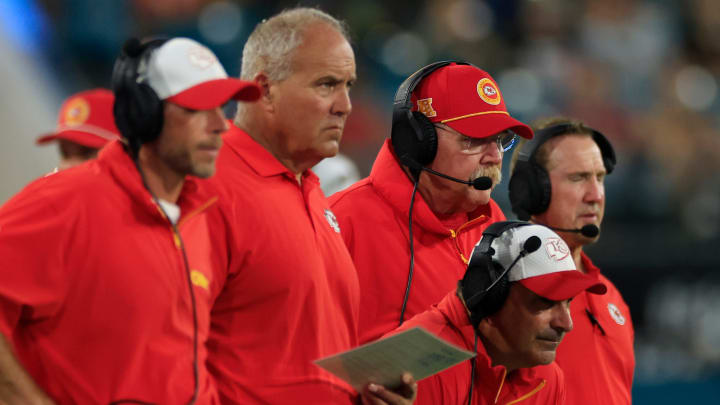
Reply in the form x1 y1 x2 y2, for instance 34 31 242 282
435 124 517 154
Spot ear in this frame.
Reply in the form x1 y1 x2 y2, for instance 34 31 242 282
253 73 273 102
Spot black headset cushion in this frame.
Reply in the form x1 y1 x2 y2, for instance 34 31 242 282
509 161 551 220
410 110 438 166
464 260 510 328
391 109 438 167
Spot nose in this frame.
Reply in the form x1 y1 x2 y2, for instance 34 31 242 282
551 301 574 334
331 87 352 117
584 176 604 204
480 140 503 165
208 106 229 134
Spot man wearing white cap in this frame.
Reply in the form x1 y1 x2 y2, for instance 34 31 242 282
0 37 260 404
36 88 122 170
391 221 607 405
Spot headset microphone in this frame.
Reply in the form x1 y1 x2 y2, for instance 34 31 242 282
464 235 541 309
549 224 599 238
403 156 493 190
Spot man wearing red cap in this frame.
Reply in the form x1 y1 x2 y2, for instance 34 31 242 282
329 62 534 345
0 37 260 404
509 118 635 405
393 222 607 404
36 88 121 170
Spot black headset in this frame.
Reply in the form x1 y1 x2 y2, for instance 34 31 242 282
391 60 476 179
460 220 535 329
508 123 616 221
111 37 169 154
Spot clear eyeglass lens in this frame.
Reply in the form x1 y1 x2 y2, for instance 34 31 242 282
498 131 517 152
437 124 517 153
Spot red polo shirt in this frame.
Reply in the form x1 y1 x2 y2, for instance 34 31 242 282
205 125 360 404
329 139 505 344
0 141 221 404
390 292 566 405
554 253 635 404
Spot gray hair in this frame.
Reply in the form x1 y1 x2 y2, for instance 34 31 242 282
240 7 350 82
235 7 349 123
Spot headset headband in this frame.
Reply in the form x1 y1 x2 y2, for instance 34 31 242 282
517 123 616 174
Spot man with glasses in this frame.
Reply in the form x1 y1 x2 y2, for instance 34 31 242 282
329 62 533 344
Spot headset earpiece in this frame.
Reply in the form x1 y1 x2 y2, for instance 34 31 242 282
111 37 168 153
461 221 531 328
509 123 616 219
508 160 551 221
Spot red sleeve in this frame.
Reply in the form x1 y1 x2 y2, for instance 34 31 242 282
0 182 72 339
415 374 451 405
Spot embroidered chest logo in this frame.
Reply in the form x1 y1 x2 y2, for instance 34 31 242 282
607 303 626 325
324 209 341 233
545 237 570 261
416 98 437 117
476 78 502 105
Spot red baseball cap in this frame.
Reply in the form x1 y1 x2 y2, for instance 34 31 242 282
36 89 121 149
483 224 606 301
410 63 533 140
143 38 261 110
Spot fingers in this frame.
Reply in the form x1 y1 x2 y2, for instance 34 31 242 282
361 373 418 405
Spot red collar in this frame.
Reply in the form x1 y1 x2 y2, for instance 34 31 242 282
222 123 320 186
97 140 217 223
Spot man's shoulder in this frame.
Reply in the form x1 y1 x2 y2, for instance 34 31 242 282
328 177 379 211
0 163 113 221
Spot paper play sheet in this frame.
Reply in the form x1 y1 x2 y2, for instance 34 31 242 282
314 326 476 392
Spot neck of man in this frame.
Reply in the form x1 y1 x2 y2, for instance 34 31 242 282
571 245 586 273
477 331 519 374
136 146 185 203
236 119 313 185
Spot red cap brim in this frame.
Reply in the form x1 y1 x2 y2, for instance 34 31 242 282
166 78 261 110
445 113 534 140
36 130 114 149
518 271 607 301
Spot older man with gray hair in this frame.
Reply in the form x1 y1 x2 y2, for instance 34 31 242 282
205 8 416 405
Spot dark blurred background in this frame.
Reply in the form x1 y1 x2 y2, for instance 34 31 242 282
1 0 718 402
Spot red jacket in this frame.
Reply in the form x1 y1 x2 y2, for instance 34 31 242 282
391 292 566 405
329 140 505 343
0 141 221 404
554 253 635 404
205 125 360 404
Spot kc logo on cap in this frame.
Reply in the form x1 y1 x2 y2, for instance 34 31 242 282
187 45 218 70
477 78 501 105
62 97 91 126
546 237 570 261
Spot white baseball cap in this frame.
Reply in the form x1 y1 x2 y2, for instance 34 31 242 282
487 224 606 300
141 37 260 109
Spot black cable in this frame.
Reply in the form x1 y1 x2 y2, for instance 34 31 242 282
398 180 420 326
